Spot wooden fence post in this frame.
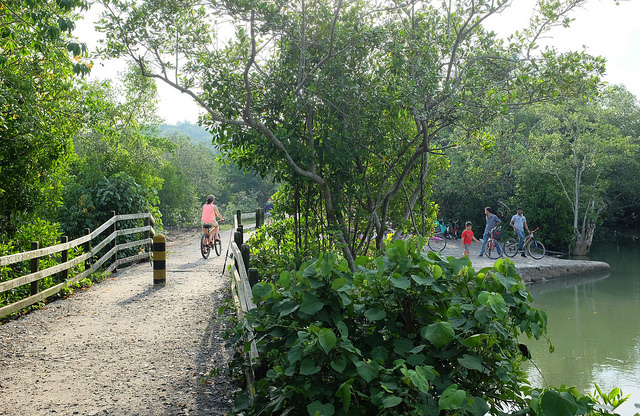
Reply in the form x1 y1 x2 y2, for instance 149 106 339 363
236 209 242 226
152 234 166 285
234 226 243 248
248 268 259 288
30 242 39 296
111 210 118 273
241 244 250 275
60 236 69 282
84 228 92 271
256 208 264 228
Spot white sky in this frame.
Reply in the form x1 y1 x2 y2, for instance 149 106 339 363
77 0 640 125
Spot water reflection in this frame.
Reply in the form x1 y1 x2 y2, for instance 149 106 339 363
523 246 640 414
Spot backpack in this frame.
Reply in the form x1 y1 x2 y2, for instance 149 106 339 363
493 226 502 241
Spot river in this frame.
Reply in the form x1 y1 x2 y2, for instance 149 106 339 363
523 245 640 414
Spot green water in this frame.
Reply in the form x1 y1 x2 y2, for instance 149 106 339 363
524 245 640 414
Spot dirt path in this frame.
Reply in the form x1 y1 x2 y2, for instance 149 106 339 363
0 228 235 416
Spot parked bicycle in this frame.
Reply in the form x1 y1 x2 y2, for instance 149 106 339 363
503 227 545 259
201 220 224 259
484 226 503 259
427 229 447 251
445 219 460 240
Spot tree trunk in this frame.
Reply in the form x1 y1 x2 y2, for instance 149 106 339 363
574 220 596 256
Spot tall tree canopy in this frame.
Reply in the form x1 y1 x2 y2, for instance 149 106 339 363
0 0 91 233
97 0 605 268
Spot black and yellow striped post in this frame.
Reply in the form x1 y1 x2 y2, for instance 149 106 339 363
153 234 166 285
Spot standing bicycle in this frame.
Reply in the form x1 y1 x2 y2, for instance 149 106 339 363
503 227 545 259
479 207 503 258
427 228 447 251
201 194 224 259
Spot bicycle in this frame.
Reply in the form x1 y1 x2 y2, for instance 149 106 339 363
503 227 545 259
201 220 224 259
446 220 460 240
484 226 502 259
427 229 447 251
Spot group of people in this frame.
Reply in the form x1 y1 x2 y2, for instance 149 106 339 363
461 206 531 258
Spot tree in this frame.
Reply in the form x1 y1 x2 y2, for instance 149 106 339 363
523 97 638 255
58 67 169 236
0 0 91 234
96 0 605 269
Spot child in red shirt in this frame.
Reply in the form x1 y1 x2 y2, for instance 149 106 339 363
461 221 481 257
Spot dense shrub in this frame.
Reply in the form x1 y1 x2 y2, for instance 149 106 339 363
228 237 631 415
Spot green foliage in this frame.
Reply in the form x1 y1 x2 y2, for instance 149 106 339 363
0 0 91 233
229 238 565 415
97 0 606 266
59 172 159 238
0 218 84 309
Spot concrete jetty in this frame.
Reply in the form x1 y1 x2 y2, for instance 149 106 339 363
434 239 610 283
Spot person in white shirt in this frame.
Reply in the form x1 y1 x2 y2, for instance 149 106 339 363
510 208 531 257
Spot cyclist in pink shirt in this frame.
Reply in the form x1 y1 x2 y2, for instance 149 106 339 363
201 195 224 240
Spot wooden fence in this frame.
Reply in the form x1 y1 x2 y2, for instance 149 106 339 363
0 211 156 318
228 208 265 392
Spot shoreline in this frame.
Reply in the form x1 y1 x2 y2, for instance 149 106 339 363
434 238 611 283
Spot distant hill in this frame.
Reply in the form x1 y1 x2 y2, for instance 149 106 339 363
160 122 215 147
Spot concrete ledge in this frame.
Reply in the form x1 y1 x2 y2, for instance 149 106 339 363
434 239 610 283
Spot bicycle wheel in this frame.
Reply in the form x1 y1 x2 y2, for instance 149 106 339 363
503 238 519 257
214 237 222 256
427 235 447 251
201 233 211 259
527 239 545 259
485 239 500 259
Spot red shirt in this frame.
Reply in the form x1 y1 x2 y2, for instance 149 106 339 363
462 229 474 245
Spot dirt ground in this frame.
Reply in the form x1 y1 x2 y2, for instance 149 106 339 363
0 228 236 416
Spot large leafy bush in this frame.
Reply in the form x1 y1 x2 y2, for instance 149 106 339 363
229 237 606 415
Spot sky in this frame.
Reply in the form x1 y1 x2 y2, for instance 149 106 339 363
78 0 640 125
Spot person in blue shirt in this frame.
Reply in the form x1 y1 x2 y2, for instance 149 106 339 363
479 206 502 257
265 197 274 225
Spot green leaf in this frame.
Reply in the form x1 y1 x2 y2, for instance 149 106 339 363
461 334 488 348
300 358 321 375
251 282 273 299
382 395 402 408
331 358 346 373
318 328 337 354
402 365 435 394
331 277 348 290
335 379 354 413
540 390 578 416
364 308 386 321
393 337 414 356
277 300 299 318
300 293 324 315
391 275 411 290
458 354 483 371
439 384 466 410
421 322 455 347
307 400 335 416
411 274 435 286
356 361 379 383
336 320 349 338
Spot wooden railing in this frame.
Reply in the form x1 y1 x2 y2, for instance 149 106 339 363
228 208 264 392
0 211 156 318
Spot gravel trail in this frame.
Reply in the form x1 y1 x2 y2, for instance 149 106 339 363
0 228 236 416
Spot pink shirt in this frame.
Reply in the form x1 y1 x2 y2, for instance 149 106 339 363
201 204 217 223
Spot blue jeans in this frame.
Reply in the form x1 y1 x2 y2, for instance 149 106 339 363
479 231 502 256
515 229 526 250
